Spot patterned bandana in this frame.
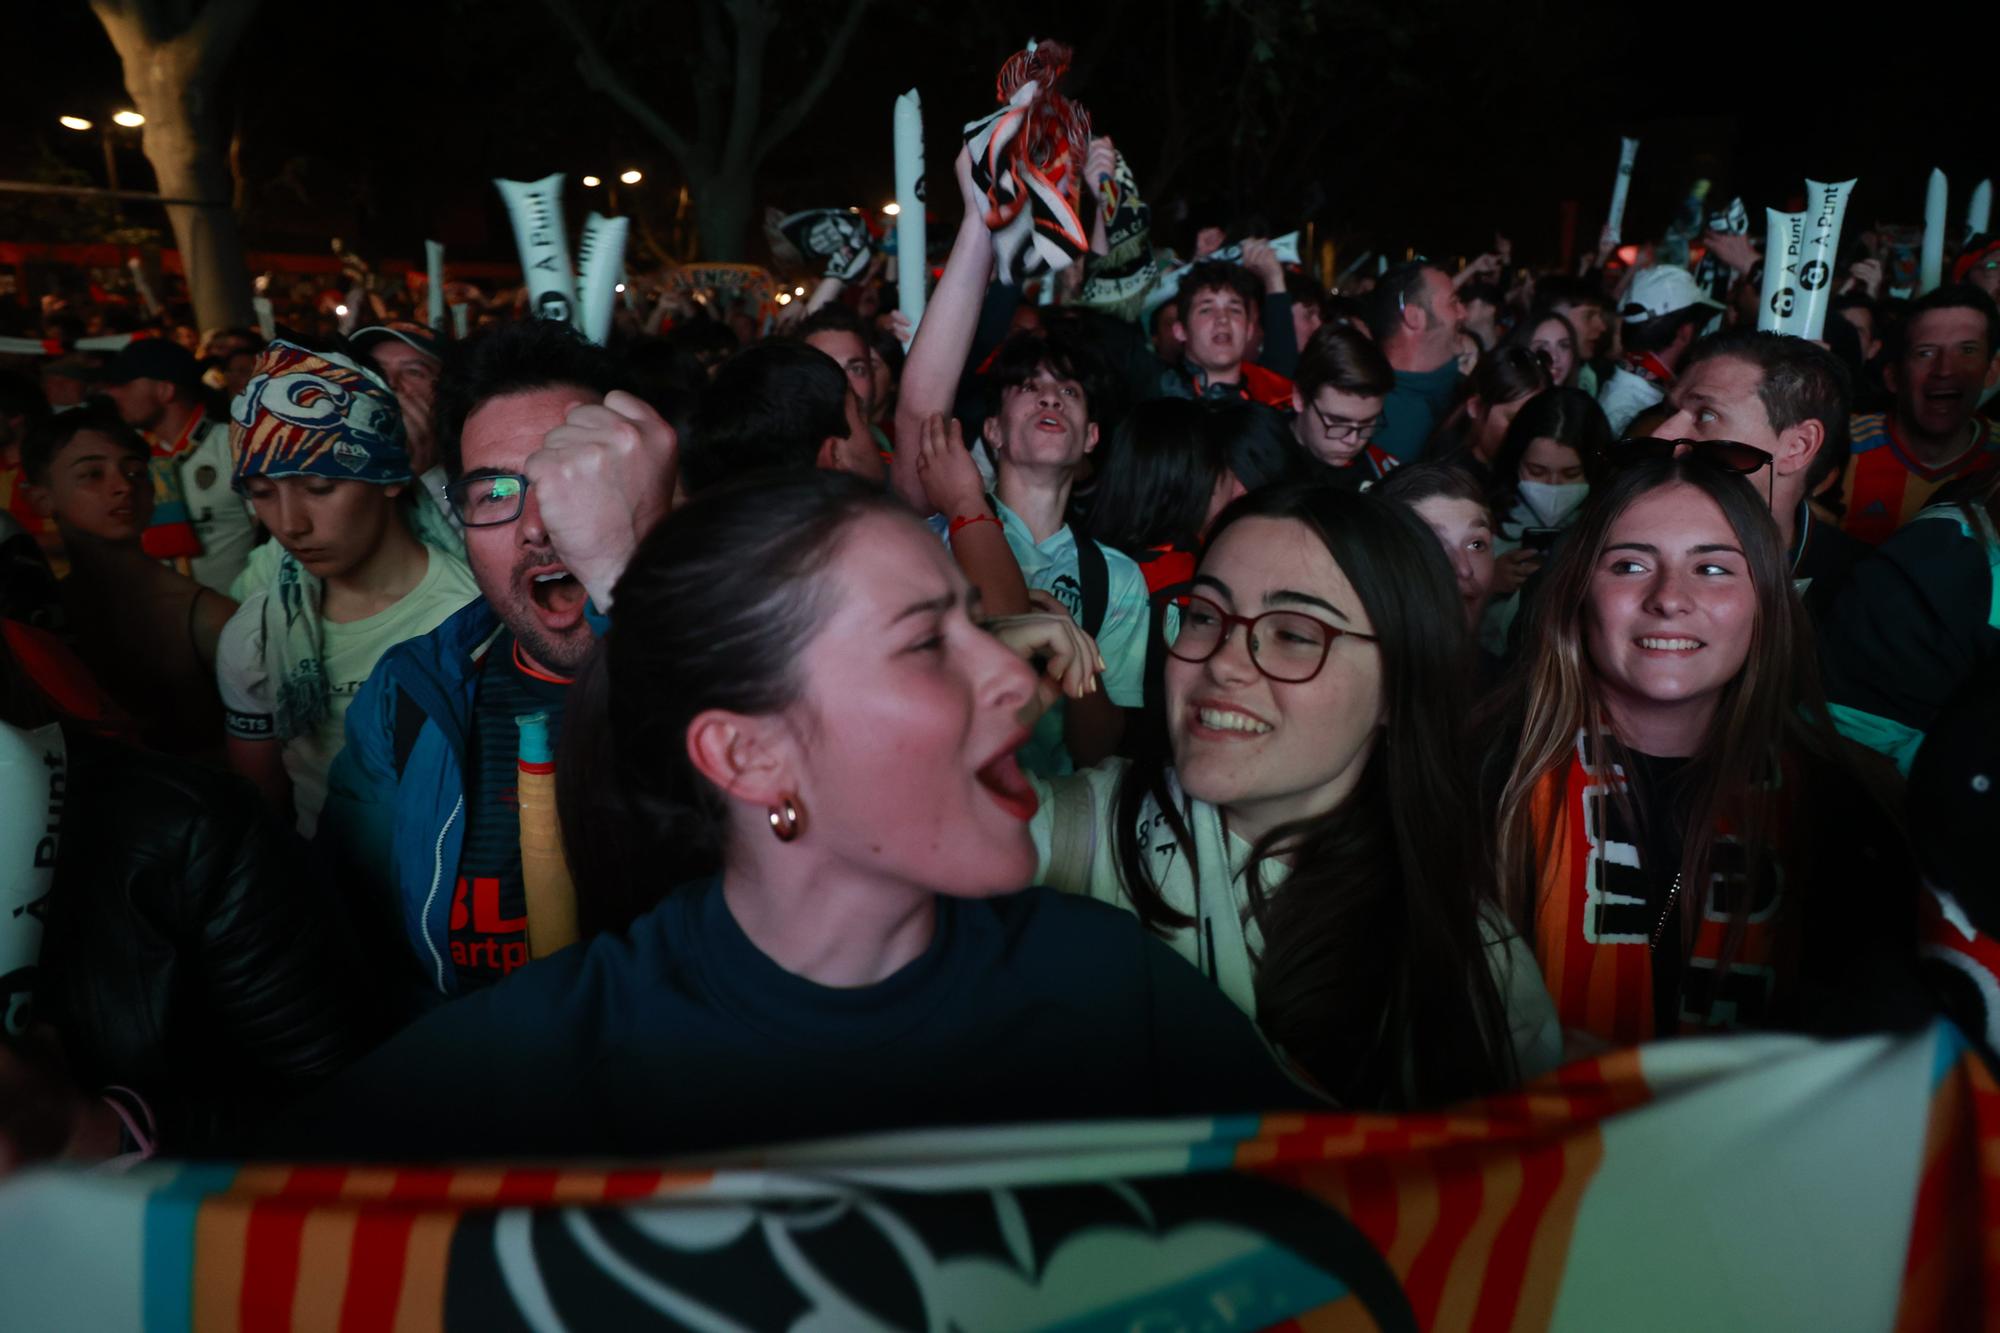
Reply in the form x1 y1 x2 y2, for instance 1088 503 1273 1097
228 340 408 492
963 40 1092 286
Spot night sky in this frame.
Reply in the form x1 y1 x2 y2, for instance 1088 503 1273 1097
2 0 1991 274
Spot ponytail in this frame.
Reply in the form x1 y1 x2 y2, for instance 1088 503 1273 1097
554 469 908 933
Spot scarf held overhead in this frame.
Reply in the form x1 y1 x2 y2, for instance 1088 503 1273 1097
963 40 1092 286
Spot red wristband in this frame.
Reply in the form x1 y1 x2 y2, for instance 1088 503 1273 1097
948 513 1002 539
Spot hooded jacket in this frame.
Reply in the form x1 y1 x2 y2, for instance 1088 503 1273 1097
316 598 506 1010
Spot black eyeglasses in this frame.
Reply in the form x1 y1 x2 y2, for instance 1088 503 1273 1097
1605 437 1774 504
1306 402 1386 443
1164 594 1377 684
446 472 529 527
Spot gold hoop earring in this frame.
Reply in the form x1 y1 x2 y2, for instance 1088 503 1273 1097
768 796 805 843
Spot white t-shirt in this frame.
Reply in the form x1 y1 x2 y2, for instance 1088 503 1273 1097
218 545 480 837
180 414 258 595
1596 365 1665 437
1028 759 1564 1089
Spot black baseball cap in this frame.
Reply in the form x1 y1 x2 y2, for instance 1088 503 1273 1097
93 339 202 389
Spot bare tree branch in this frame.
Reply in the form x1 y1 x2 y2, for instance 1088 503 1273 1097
537 0 699 170
750 0 880 165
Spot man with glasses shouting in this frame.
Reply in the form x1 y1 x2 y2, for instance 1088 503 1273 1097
1289 326 1399 489
318 321 675 1015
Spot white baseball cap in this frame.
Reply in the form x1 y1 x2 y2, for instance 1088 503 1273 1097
1619 266 1725 322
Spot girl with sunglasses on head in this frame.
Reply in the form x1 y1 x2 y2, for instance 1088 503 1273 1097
1482 455 1927 1052
265 471 1308 1161
1030 483 1562 1109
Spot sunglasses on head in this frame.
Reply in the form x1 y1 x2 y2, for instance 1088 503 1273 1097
1607 437 1773 475
1605 436 1774 506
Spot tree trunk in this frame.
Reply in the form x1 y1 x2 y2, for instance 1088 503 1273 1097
693 172 753 263
138 83 253 331
91 2 257 331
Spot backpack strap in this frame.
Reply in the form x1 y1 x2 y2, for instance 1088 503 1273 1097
1072 528 1109 642
1043 773 1099 893
1143 578 1193 714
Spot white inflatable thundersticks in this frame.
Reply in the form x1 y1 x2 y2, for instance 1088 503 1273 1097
574 213 630 347
1794 179 1855 342
894 88 927 337
1919 168 1947 295
496 174 578 325
1758 208 1807 334
426 240 447 334
1606 137 1640 246
1968 179 1993 244
0 722 65 1039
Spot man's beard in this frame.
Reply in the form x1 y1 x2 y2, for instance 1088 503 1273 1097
479 556 597 675
513 615 595 675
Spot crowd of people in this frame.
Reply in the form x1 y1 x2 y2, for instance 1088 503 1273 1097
1 121 1997 1173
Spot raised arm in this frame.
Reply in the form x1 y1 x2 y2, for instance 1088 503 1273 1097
912 412 1029 616
894 146 999 497
529 390 681 611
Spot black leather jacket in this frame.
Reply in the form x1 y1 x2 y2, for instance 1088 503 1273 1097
37 733 371 1153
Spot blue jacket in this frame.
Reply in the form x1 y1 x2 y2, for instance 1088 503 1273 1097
316 599 504 1005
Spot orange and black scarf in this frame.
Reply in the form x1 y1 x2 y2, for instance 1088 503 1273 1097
1528 730 1795 1045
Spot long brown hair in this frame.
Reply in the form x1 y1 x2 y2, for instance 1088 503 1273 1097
557 471 909 933
1116 484 1513 1108
1488 456 1866 966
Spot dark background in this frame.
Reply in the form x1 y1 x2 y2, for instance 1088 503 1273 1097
2 0 1991 272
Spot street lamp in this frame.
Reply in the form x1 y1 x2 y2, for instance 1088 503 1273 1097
585 170 644 207
59 111 144 204
882 201 901 216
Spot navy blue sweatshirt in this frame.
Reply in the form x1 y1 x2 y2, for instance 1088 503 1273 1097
264 880 1309 1160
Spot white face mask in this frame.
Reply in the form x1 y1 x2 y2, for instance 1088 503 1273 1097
1517 480 1590 528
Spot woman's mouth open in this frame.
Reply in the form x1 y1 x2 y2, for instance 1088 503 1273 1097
975 738 1039 821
